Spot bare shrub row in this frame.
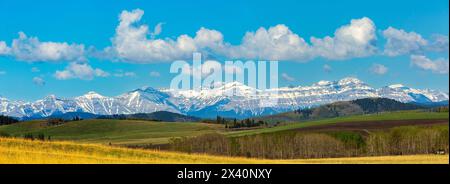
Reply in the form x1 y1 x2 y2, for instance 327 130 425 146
169 125 449 159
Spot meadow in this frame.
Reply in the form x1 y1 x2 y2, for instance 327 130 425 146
0 119 223 145
0 137 447 164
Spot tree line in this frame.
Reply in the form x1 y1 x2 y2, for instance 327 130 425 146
169 125 449 159
46 116 83 126
429 106 449 113
213 116 272 129
0 115 19 125
0 115 84 127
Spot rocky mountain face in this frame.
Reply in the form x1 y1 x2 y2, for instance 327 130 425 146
1 77 448 119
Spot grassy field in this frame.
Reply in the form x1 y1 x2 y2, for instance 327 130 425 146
226 111 449 137
0 137 447 164
0 119 223 145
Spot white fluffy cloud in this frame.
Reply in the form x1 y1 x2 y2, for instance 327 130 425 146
225 24 311 61
0 41 11 55
311 17 377 60
410 55 449 74
32 77 46 86
103 9 379 63
429 34 449 52
370 63 388 75
225 18 376 61
94 9 450 63
382 27 428 56
106 9 231 63
194 27 226 51
7 32 86 62
240 18 372 61
106 9 198 63
281 73 295 82
54 62 109 80
382 27 448 56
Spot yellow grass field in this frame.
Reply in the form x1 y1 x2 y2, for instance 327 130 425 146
0 138 448 164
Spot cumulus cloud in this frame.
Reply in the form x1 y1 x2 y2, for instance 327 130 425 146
281 73 295 82
429 34 449 52
224 17 377 61
410 55 449 74
0 41 11 55
382 27 428 56
54 62 109 80
105 9 230 63
101 9 379 63
382 27 448 56
8 32 86 62
32 77 45 86
149 71 161 77
370 63 388 75
194 27 226 51
105 9 199 63
311 17 377 60
224 24 311 61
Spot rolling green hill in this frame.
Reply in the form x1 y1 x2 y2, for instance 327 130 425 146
256 98 426 123
0 119 223 145
226 111 449 137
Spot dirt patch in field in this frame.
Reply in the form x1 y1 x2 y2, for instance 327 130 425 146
295 119 449 134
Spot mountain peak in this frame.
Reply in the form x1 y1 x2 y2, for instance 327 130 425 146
315 80 332 86
44 94 58 100
338 77 364 85
223 81 247 88
132 86 160 94
82 91 105 99
388 84 407 89
0 96 7 100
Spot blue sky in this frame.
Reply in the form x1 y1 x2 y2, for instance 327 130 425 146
0 0 448 101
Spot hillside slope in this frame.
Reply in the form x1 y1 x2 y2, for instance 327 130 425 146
0 119 222 145
97 111 200 122
258 98 427 123
228 111 449 137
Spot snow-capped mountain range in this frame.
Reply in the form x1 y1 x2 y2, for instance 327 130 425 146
1 77 448 119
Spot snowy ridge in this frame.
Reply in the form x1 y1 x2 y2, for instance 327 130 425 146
1 77 448 119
